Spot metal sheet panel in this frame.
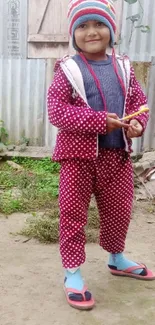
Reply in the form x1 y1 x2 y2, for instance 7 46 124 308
0 0 27 59
144 57 155 150
45 59 57 149
119 0 155 62
131 58 155 155
0 59 46 145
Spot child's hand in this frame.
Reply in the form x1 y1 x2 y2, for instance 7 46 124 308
106 113 129 134
127 119 143 138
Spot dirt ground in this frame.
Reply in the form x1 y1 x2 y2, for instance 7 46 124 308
0 201 155 325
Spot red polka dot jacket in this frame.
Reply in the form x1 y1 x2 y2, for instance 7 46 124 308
47 55 149 161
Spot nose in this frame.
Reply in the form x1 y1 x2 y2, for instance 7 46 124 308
87 27 97 37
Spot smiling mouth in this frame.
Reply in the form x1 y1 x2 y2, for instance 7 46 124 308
86 39 101 43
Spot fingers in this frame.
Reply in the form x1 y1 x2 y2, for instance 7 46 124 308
129 119 138 127
127 120 143 138
113 119 129 129
107 114 129 128
107 113 119 120
106 117 129 134
127 125 140 138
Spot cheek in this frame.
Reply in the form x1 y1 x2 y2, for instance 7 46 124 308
74 31 83 46
106 30 111 42
101 28 111 43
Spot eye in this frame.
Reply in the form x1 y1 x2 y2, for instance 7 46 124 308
78 23 87 29
96 22 105 27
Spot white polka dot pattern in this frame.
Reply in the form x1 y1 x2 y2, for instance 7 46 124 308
47 67 107 157
59 149 133 268
47 62 149 161
46 59 148 269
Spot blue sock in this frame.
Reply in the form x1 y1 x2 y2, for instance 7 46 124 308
64 268 92 302
108 253 145 275
64 268 84 291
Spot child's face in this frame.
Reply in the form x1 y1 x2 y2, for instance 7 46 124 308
74 20 111 54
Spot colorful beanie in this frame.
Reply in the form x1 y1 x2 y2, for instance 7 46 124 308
67 0 116 49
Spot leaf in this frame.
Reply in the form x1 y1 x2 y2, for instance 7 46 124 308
141 29 150 33
135 25 150 33
141 25 150 33
0 142 6 152
126 14 140 22
125 0 137 4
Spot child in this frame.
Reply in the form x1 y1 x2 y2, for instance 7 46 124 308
47 0 155 310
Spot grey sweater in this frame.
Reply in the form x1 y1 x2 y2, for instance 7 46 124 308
73 54 125 149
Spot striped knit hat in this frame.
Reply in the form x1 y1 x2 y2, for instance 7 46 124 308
67 0 116 49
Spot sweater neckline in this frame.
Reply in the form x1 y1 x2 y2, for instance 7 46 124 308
74 54 112 66
87 55 112 65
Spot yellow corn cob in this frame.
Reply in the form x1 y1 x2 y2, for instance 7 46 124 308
121 106 149 121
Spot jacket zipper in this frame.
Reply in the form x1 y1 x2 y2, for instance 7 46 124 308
122 58 131 152
96 135 99 157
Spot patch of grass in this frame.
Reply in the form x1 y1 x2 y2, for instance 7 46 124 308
0 171 17 188
20 205 99 243
0 158 59 214
12 157 60 174
0 161 12 171
0 159 100 243
87 206 99 229
20 209 59 243
0 190 24 214
0 171 59 214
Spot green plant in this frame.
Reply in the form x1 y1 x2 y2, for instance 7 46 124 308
0 190 24 214
19 205 99 244
114 0 150 48
12 157 60 174
0 160 59 214
20 211 59 243
20 136 30 146
0 161 100 243
0 120 8 144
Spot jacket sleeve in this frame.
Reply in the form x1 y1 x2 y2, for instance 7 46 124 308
47 66 107 134
128 66 149 133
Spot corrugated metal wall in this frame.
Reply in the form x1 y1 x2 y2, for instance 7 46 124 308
0 59 46 145
0 0 69 149
0 0 27 59
144 57 155 150
0 0 58 148
0 0 155 154
119 0 155 62
45 59 57 149
130 61 150 155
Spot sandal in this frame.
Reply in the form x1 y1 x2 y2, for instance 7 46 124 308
109 263 155 280
64 284 95 310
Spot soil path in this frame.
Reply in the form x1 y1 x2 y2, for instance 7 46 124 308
0 203 155 325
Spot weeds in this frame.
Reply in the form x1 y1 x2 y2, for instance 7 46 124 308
0 120 8 144
20 206 99 243
0 158 99 243
0 190 24 214
0 158 60 214
20 210 60 243
12 157 60 174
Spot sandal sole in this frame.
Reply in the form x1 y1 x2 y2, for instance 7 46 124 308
110 269 155 280
63 286 95 310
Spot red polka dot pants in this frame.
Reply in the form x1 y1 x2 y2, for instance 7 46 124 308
59 149 134 269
